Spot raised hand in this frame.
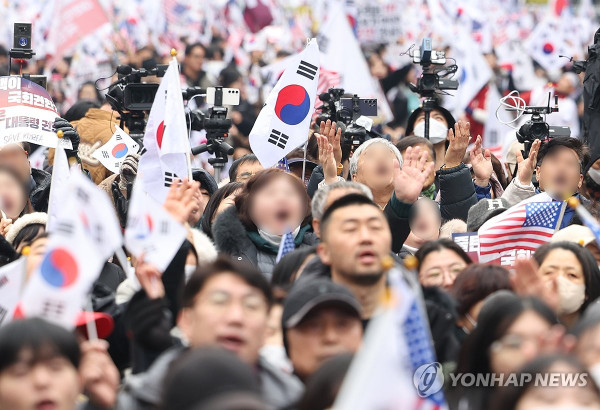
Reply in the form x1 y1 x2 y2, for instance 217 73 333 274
135 253 165 299
163 178 199 224
318 119 342 165
516 139 541 186
0 218 12 237
316 133 338 185
444 120 471 169
79 339 120 409
511 257 558 313
470 135 493 187
393 146 435 203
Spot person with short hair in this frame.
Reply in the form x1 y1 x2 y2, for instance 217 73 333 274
229 154 264 183
502 137 590 225
0 318 119 410
281 278 363 383
119 255 303 410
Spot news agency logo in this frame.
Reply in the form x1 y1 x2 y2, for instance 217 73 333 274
413 362 444 397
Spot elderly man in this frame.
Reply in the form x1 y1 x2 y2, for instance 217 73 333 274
313 119 477 251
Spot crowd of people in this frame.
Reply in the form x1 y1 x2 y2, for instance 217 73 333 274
3 2 600 410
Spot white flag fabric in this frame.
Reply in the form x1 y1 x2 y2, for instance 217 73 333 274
19 171 123 328
92 125 140 174
318 1 393 123
46 146 71 233
125 180 187 272
249 39 320 169
525 17 576 73
0 258 26 327
334 266 447 409
445 28 493 118
138 57 192 204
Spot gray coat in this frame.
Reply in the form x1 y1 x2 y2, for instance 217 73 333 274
116 346 304 410
212 206 318 278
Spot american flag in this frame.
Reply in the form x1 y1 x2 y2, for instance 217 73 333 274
479 196 565 257
276 231 295 263
317 68 341 96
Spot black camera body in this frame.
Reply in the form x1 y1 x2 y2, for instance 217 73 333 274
515 94 571 158
316 88 380 150
189 87 235 181
9 23 47 89
106 64 168 141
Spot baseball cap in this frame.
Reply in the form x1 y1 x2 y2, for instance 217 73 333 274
191 168 218 196
467 198 510 232
552 224 597 247
282 278 362 329
75 311 114 340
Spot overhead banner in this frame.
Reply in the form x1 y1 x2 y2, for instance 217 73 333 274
0 76 72 149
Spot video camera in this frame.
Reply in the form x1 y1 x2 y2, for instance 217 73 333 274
407 38 459 140
515 94 571 158
189 87 240 181
9 23 47 89
105 64 168 142
316 88 379 150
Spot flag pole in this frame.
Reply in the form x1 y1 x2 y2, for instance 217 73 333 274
85 297 98 341
301 139 308 183
171 48 194 181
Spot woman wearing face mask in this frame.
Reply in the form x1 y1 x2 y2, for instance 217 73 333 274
450 264 512 343
212 169 317 278
448 291 559 410
533 241 600 329
491 354 600 410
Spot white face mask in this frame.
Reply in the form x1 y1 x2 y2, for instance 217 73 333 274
184 264 197 283
556 275 586 315
588 167 600 185
413 118 448 144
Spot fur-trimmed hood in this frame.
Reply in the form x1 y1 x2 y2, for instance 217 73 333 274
212 206 254 256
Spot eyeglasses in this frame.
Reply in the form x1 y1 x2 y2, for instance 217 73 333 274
199 290 268 316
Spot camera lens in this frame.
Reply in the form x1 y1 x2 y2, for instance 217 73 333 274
18 37 28 47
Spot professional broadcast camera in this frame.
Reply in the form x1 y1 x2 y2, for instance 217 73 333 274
188 86 240 181
105 64 168 142
407 38 459 140
316 88 379 150
516 94 571 158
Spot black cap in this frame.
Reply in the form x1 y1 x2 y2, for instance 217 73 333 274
191 168 218 196
282 278 362 328
405 105 456 137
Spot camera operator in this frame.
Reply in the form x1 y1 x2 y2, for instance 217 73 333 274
501 136 589 228
182 43 214 89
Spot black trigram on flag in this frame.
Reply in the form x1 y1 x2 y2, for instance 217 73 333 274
0 305 7 326
160 220 169 234
55 221 75 236
164 172 180 188
297 60 317 81
42 299 65 318
268 129 289 149
102 151 109 159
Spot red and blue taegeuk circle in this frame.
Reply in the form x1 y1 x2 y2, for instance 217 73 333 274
275 84 310 126
40 248 78 288
543 43 554 54
112 143 129 159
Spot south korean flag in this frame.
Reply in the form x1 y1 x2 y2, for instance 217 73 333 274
92 125 140 174
250 39 320 168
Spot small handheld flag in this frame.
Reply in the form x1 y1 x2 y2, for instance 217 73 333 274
249 39 320 168
276 231 295 263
